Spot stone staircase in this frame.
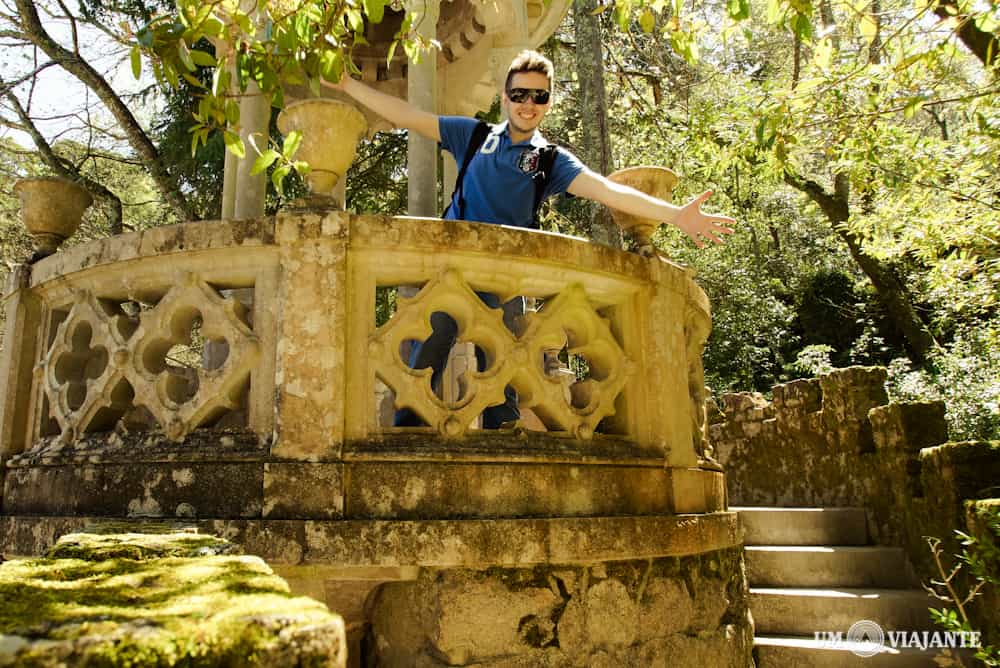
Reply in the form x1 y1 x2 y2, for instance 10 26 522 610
739 507 952 667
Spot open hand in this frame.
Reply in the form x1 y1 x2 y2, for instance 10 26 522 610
674 191 736 248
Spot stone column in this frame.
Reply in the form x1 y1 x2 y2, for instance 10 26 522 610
405 0 440 217
0 266 42 458
233 80 271 220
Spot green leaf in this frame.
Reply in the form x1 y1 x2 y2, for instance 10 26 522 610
178 40 195 71
182 72 205 88
271 164 291 195
903 97 924 119
165 63 180 88
190 128 201 157
130 45 142 79
223 130 246 158
189 49 216 67
212 66 230 96
727 0 750 21
283 130 303 159
251 149 280 175
321 49 344 83
639 8 656 32
363 0 386 24
859 13 878 44
591 2 610 14
225 99 240 125
347 8 364 33
136 26 154 48
292 160 311 175
386 39 398 65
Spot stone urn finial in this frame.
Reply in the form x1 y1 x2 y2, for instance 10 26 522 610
14 176 93 260
607 166 679 256
276 99 367 206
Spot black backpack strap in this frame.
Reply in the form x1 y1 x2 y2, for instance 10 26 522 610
445 120 491 219
530 144 559 228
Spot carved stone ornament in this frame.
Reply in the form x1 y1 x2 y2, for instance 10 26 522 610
13 177 93 258
606 166 679 255
276 99 367 200
370 268 633 439
39 274 260 442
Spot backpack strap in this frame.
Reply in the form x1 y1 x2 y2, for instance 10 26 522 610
445 120 492 219
530 144 559 228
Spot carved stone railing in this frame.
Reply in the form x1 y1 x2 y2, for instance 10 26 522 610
0 210 718 515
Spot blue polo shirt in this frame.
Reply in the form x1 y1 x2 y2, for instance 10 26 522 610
439 116 585 228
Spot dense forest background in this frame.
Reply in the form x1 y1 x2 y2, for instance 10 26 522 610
1 0 997 440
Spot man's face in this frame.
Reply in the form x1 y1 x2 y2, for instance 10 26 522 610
502 71 551 137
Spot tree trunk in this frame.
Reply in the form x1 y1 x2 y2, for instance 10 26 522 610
573 0 621 249
14 0 194 222
934 0 999 68
784 171 938 363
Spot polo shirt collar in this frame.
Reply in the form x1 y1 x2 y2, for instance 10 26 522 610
495 120 548 148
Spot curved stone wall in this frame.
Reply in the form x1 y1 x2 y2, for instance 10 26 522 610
1 212 722 538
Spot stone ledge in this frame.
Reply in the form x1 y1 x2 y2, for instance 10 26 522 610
1 513 740 568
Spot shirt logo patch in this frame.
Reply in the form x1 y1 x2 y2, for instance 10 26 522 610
481 133 499 154
517 149 541 173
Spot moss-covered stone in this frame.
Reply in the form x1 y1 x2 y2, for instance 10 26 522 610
0 531 345 667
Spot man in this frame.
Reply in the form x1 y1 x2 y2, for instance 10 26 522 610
326 50 735 427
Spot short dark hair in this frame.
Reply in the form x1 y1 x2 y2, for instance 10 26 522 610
504 50 554 92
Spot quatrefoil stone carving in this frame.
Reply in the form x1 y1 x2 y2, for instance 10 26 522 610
40 292 138 442
370 268 633 439
131 274 260 440
39 274 260 442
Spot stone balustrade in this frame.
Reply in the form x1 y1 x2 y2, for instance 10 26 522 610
0 210 724 524
0 211 744 667
2 210 710 461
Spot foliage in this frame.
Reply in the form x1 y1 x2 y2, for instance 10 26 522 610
134 0 426 192
926 506 1000 666
887 328 1000 440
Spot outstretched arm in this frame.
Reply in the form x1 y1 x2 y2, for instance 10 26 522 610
566 170 735 248
322 76 441 142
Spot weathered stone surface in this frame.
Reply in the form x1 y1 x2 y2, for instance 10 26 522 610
3 461 263 519
713 367 906 508
1 514 741 568
714 367 999 656
368 548 752 667
344 461 672 519
264 462 344 519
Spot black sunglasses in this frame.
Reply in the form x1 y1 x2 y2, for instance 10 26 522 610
507 87 551 104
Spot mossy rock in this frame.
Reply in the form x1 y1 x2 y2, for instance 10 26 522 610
0 531 345 667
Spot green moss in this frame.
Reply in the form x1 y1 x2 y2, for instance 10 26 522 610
0 532 342 667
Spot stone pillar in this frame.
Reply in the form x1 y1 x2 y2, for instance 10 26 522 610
233 80 271 220
221 148 238 220
0 266 42 459
405 0 440 217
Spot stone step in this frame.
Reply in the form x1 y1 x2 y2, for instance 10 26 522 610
746 546 914 588
735 506 868 546
751 587 937 635
755 635 963 667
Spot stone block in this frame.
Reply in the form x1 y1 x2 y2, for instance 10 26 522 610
343 461 671 519
920 441 1000 502
3 461 264 519
264 462 344 519
869 401 948 453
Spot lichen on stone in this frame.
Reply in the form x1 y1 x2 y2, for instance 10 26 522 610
0 530 344 667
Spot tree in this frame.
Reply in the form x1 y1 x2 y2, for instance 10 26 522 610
573 0 621 248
